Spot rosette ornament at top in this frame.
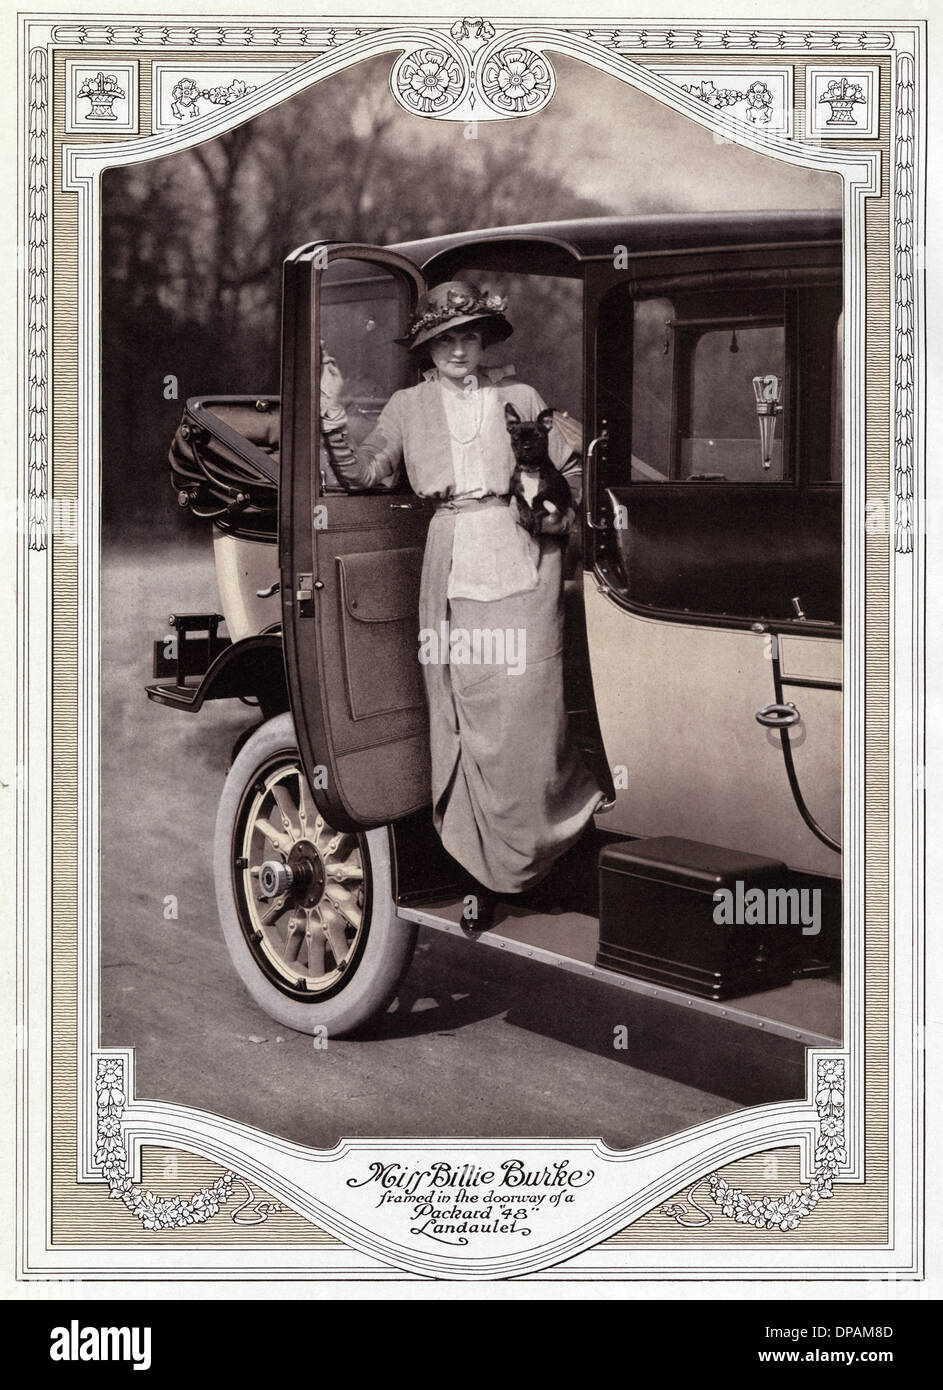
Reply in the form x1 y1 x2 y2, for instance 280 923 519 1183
479 46 554 115
392 45 468 116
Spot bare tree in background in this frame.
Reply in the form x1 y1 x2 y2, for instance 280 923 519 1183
102 62 611 540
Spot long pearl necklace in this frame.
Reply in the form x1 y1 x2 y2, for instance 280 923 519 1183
441 380 485 446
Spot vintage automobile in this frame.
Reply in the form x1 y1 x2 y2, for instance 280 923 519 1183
153 212 843 1052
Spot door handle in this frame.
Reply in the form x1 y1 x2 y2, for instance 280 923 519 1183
390 501 424 510
585 425 609 532
755 702 800 728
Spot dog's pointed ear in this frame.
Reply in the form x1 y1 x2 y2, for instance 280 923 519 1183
538 407 555 433
504 403 521 427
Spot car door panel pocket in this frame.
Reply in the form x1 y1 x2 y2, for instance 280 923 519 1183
337 548 425 720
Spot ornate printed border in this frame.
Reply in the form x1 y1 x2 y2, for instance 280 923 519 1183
893 53 916 554
49 21 896 51
27 47 48 552
64 58 139 133
95 1059 237 1230
650 65 793 136
94 1058 283 1229
14 12 924 1282
57 34 876 1265
663 1059 846 1231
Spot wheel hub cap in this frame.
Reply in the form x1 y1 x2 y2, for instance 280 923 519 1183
237 759 367 997
287 840 326 907
259 842 326 907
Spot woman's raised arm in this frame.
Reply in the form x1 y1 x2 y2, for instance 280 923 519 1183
319 348 404 490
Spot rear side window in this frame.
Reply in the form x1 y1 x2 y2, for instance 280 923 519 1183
595 277 843 626
600 281 842 487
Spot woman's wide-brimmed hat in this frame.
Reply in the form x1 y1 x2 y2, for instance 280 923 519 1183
397 280 513 351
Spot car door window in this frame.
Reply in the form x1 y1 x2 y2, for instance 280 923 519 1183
319 257 416 491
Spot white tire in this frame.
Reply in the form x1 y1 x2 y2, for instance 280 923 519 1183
213 713 417 1036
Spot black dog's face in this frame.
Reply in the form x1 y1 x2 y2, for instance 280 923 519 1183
505 404 554 466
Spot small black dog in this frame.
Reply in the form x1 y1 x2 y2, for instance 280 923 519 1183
505 403 574 536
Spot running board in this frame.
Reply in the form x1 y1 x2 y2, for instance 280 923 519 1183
395 904 840 1050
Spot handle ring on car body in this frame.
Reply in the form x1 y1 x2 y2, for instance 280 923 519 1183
755 702 800 728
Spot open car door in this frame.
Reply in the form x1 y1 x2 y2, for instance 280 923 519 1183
280 243 430 831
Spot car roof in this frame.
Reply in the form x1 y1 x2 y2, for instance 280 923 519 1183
388 211 842 280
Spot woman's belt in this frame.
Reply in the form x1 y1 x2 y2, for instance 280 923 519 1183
432 493 511 513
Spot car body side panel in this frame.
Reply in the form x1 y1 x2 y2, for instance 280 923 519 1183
213 529 280 642
583 582 841 877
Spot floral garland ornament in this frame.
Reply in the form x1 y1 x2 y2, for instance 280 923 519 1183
710 1058 846 1230
170 77 257 121
662 1058 846 1231
681 79 774 124
393 47 466 115
480 47 553 115
95 1058 236 1230
170 78 202 119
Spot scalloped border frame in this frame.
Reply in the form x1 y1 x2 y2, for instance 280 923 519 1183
14 12 925 1283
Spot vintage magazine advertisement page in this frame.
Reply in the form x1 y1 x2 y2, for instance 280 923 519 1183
2 0 938 1316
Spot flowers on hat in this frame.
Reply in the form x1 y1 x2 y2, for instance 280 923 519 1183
404 288 508 342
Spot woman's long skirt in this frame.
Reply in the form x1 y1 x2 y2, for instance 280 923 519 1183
420 509 602 894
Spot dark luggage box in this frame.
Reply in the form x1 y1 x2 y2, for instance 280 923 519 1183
597 837 795 1001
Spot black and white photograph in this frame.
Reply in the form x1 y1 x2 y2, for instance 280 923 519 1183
101 43 846 1145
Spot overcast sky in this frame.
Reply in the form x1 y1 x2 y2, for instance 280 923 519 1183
533 55 841 212
357 50 841 217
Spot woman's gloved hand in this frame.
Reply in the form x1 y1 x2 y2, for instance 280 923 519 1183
319 342 347 424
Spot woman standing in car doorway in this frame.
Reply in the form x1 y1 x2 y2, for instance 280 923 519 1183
320 281 605 930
